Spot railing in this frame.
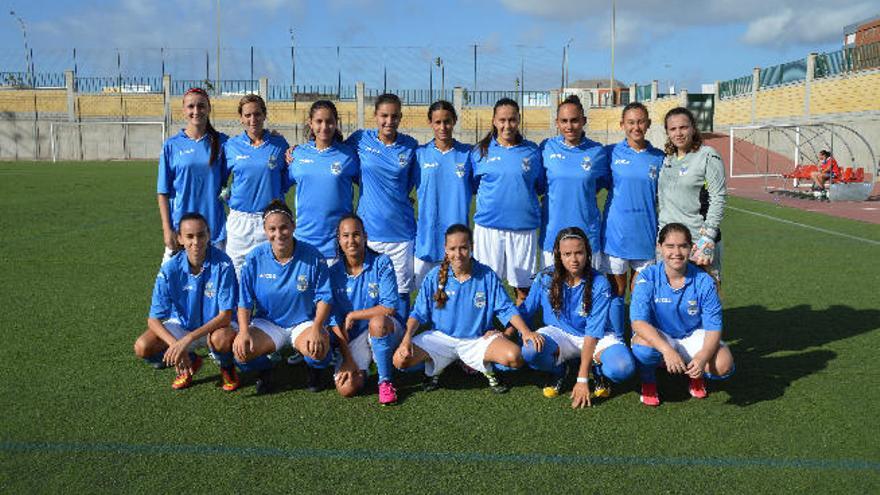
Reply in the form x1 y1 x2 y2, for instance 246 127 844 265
816 42 880 78
718 75 753 99
759 59 807 88
75 76 162 94
0 71 66 88
634 84 652 102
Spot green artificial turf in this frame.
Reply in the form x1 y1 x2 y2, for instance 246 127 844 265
0 161 878 493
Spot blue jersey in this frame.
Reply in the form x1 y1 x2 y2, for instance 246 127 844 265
157 130 229 243
601 140 665 260
238 241 332 328
224 131 290 213
519 269 614 339
149 245 237 331
472 138 545 230
630 262 722 339
345 129 418 243
288 141 359 258
414 140 474 262
539 135 609 252
328 251 400 341
411 261 519 339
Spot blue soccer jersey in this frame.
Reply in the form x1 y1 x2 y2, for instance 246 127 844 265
149 245 238 331
345 129 417 243
328 251 400 341
224 131 290 213
414 140 474 262
471 137 545 231
288 141 359 258
157 130 229 243
539 135 610 252
630 262 722 339
238 241 333 328
519 269 614 339
601 140 666 260
411 261 519 339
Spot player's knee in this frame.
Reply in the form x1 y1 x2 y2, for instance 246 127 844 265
368 316 389 337
210 328 235 353
501 348 524 368
600 345 636 383
133 336 149 358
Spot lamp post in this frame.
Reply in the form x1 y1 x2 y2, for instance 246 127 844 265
435 57 445 98
564 38 573 89
609 0 616 106
9 10 33 87
215 0 221 94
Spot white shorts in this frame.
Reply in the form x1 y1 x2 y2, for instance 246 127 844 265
413 258 441 290
473 224 537 288
251 318 314 353
336 317 404 373
657 329 726 362
163 319 208 350
412 330 500 376
601 254 654 276
161 240 226 266
368 240 414 293
537 326 622 365
541 250 603 271
226 209 266 275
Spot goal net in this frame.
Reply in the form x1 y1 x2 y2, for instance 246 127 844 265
50 121 165 162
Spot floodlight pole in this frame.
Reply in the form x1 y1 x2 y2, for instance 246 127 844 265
10 10 33 87
609 0 616 106
215 0 221 94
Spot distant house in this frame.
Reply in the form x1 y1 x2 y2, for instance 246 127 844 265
844 14 880 47
563 78 629 107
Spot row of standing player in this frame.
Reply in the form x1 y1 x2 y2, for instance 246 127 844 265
140 87 732 405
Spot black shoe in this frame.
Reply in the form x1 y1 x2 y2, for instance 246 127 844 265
255 369 274 395
485 371 510 394
306 366 328 393
422 374 441 392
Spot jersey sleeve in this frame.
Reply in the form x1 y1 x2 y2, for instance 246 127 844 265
377 255 399 310
585 275 612 339
593 146 611 191
533 148 547 196
629 269 655 324
313 260 333 306
698 275 723 332
238 256 257 310
157 142 174 195
488 270 518 326
517 275 544 323
410 273 435 324
277 137 292 195
148 269 173 320
702 147 727 239
216 259 238 312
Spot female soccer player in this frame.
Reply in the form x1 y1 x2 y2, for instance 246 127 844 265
289 100 359 263
345 94 418 318
134 213 239 391
659 107 726 281
157 87 228 263
809 149 839 191
224 94 290 274
539 94 608 269
601 102 666 338
413 100 474 288
233 200 334 394
393 224 544 394
519 227 635 407
630 223 735 406
471 98 545 304
328 215 402 405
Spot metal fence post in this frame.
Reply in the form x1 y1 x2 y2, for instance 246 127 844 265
751 67 761 123
259 77 268 99
453 86 463 140
65 70 75 122
805 53 816 118
549 89 559 131
163 74 171 137
356 81 365 130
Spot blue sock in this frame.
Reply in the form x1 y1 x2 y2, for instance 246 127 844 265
369 334 395 383
396 294 410 321
304 350 333 369
631 344 662 384
492 362 520 372
597 343 636 383
608 295 626 340
212 351 234 369
143 352 164 366
521 337 562 375
235 354 272 373
705 363 736 381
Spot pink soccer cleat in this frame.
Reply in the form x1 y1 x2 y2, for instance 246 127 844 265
688 377 708 399
640 382 660 406
378 380 398 406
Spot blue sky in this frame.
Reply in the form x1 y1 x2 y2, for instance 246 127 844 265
0 0 876 92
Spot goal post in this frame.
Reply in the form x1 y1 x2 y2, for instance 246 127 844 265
50 121 166 162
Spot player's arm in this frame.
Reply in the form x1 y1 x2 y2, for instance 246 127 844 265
571 336 599 408
163 310 233 367
156 194 177 251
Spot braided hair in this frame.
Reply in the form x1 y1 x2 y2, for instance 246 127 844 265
434 224 472 309
548 227 592 315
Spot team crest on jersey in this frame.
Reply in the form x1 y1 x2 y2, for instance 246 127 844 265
330 161 342 176
521 158 531 173
581 155 592 172
474 291 486 308
678 166 689 176
204 281 216 298
368 282 379 299
687 300 699 316
455 163 466 178
296 274 309 292
649 165 658 180
398 153 409 168
267 154 278 170
577 305 588 317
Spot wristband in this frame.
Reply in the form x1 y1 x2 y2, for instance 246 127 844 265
576 377 588 384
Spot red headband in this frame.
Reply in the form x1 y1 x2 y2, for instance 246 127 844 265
184 87 210 99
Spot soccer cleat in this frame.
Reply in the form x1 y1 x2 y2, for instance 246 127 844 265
485 371 510 394
590 375 611 399
255 369 274 395
640 382 660 406
378 380 398 406
688 377 708 399
422 374 441 392
171 354 203 390
458 360 480 376
286 350 304 365
220 366 239 392
542 365 567 398
306 366 327 393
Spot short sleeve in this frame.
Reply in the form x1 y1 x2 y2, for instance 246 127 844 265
517 275 544 322
313 260 333 306
629 269 655 324
488 270 518 325
216 258 238 312
377 255 399 310
157 142 174 194
585 275 612 339
698 276 723 332
410 272 435 324
148 269 173 320
238 256 257 310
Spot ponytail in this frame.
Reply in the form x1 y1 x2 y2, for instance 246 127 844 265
434 256 451 309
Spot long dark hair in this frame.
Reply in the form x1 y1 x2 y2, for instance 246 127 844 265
435 224 473 309
428 100 457 123
184 87 220 166
305 100 344 143
663 107 702 156
335 213 379 269
549 227 592 315
478 97 522 158
374 93 402 113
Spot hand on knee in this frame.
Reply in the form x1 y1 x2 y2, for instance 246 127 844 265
368 316 389 338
